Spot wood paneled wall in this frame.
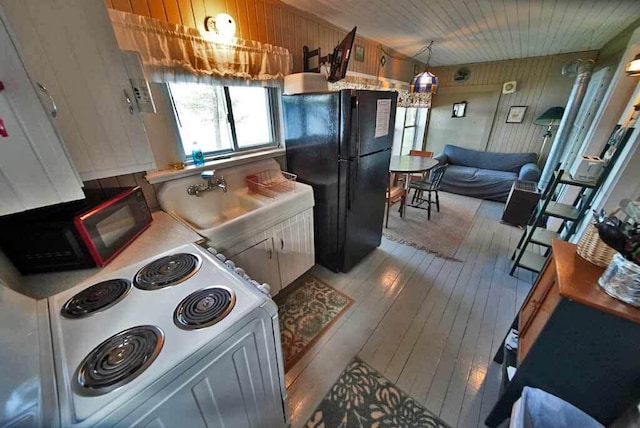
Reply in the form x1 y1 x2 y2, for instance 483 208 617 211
105 0 418 82
428 50 598 154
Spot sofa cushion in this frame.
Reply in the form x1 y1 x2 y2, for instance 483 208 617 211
443 144 537 173
444 165 479 182
440 165 517 202
475 168 518 182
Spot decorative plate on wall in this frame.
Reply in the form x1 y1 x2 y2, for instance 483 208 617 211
453 67 471 83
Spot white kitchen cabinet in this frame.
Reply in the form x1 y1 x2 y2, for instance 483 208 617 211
226 232 282 297
0 17 84 216
273 209 315 289
0 0 155 181
220 208 315 296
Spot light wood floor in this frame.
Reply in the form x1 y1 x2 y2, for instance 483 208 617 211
285 199 536 428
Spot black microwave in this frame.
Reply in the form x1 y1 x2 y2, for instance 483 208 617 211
0 186 152 274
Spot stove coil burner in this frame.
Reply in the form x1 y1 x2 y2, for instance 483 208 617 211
75 325 164 396
174 286 236 330
134 253 201 290
61 279 132 318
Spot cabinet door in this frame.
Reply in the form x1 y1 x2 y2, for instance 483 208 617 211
226 232 282 297
273 209 315 288
0 0 155 181
0 18 84 215
519 257 557 337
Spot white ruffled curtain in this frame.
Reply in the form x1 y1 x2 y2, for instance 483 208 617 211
396 91 432 108
108 10 290 87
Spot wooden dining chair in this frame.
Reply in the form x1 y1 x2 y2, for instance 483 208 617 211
409 150 434 158
409 165 447 220
385 175 405 228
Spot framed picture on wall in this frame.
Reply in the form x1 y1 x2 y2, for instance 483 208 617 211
506 106 527 123
354 45 365 62
452 101 467 118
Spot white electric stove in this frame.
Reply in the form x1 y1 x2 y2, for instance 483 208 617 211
6 242 289 428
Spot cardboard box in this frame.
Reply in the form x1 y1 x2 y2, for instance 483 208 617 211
284 73 328 95
570 155 605 182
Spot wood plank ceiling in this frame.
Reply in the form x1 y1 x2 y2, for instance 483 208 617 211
281 0 640 66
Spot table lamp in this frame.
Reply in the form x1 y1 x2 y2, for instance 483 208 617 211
534 107 565 164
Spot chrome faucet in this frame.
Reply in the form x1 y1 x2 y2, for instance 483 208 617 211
187 170 227 197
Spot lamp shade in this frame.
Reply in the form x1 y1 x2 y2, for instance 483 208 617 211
626 53 640 76
411 71 438 94
534 106 564 126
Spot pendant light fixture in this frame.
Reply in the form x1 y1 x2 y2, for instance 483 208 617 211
411 41 438 94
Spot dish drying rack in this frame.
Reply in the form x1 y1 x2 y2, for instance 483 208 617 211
245 169 297 198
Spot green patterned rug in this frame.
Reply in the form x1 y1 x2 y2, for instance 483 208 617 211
306 357 450 428
277 275 353 371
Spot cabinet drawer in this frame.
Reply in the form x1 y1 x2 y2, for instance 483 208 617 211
519 256 557 337
518 277 561 363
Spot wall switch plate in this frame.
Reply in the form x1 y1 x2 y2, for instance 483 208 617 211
130 78 156 113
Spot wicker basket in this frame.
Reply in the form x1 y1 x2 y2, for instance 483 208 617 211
577 222 617 267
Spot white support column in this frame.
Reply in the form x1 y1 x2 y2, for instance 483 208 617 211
570 25 640 241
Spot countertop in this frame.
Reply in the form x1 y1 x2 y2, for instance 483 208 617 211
15 211 203 300
553 239 640 324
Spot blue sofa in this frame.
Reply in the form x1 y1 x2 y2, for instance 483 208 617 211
434 144 540 202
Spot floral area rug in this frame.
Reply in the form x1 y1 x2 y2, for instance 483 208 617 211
384 191 481 261
277 275 353 371
306 357 450 428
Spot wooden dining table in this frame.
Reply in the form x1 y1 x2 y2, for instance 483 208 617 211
389 155 439 219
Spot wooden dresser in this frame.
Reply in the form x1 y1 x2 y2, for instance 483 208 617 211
485 240 640 427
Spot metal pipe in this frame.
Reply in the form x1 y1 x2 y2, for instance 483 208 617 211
538 60 595 190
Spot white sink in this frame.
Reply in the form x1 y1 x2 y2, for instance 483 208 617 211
179 192 265 230
156 160 315 249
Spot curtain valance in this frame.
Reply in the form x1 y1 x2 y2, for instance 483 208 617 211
329 74 431 108
108 10 291 87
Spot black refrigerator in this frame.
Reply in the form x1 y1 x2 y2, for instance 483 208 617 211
283 89 397 272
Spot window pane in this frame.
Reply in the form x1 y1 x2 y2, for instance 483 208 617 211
392 108 407 156
169 82 232 155
228 87 273 148
405 107 417 126
401 128 415 155
414 108 429 150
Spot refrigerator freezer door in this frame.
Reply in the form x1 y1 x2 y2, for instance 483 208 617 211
341 149 391 271
283 93 341 177
348 90 398 158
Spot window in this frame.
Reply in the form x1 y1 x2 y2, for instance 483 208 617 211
392 107 429 156
168 82 279 160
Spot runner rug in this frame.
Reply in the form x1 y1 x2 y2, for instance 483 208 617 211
277 275 353 371
306 357 451 427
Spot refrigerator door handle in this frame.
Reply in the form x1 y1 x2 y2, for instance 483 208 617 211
354 96 361 183
349 96 360 210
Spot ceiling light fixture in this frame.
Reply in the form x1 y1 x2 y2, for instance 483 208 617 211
411 41 438 94
626 53 640 76
204 14 236 38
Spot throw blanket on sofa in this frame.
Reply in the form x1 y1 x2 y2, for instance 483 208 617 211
434 144 540 202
